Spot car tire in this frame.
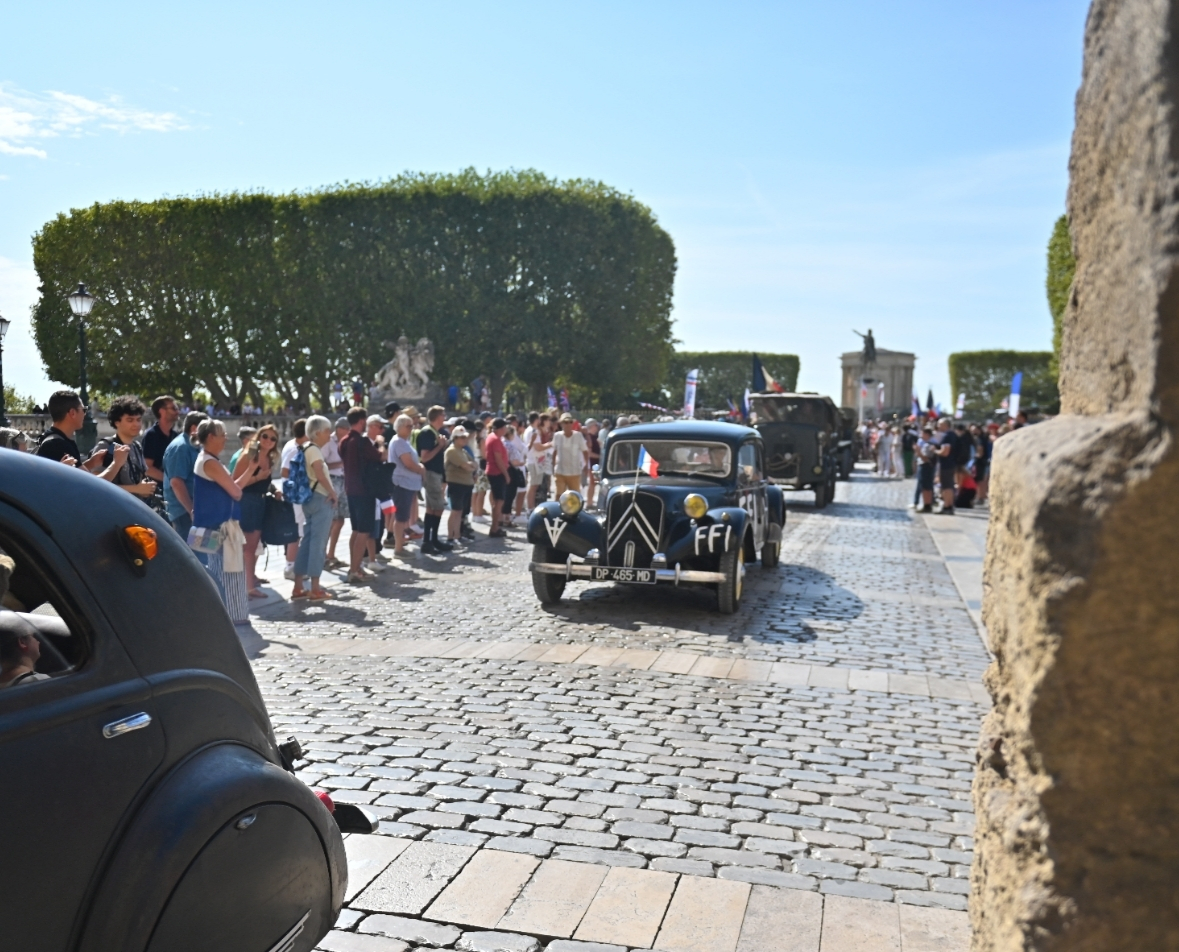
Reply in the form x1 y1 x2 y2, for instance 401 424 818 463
717 542 744 614
813 481 828 509
531 544 566 604
761 536 780 568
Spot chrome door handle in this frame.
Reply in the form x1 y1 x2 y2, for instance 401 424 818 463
103 712 152 739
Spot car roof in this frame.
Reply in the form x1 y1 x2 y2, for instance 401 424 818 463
604 419 759 446
750 391 837 405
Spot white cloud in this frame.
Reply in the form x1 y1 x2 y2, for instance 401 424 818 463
0 84 186 158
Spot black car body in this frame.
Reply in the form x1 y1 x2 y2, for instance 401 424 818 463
0 452 363 952
526 421 784 613
749 392 843 507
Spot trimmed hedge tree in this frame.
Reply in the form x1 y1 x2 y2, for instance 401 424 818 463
32 169 677 410
948 350 1060 419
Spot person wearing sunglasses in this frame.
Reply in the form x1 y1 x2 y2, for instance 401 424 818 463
233 424 280 598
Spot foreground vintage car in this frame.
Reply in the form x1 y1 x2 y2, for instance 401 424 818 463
527 421 784 613
0 452 371 952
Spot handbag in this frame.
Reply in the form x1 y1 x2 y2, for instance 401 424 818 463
509 465 526 489
261 493 300 546
187 525 223 554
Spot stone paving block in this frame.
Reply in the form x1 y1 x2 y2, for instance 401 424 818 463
484 836 555 857
398 810 467 829
425 848 540 928
317 930 409 952
578 646 626 667
573 866 679 948
537 644 590 664
358 913 463 947
819 879 893 902
471 641 534 660
807 667 850 691
897 904 970 951
455 931 540 952
651 857 715 876
887 673 931 697
654 874 750 952
734 884 822 952
497 858 608 937
687 847 778 869
546 942 628 952
927 677 973 701
768 662 810 685
352 841 475 914
426 829 489 848
344 835 413 902
717 866 816 890
553 845 647 868
727 659 772 682
818 893 900 950
846 669 889 693
613 648 662 670
649 651 700 674
689 655 735 678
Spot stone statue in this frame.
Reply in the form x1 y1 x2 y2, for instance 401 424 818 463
853 328 877 366
370 334 439 404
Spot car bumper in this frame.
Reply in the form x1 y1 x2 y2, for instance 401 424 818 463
529 560 729 584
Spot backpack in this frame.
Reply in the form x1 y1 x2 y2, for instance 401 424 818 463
282 446 315 505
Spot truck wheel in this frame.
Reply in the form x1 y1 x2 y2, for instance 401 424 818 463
761 536 780 568
717 543 744 614
531 544 566 604
813 482 828 509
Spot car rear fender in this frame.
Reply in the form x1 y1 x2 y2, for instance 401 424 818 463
76 741 346 952
526 502 603 557
766 485 785 527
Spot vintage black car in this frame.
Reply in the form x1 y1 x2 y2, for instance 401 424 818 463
0 451 371 952
527 421 784 614
749 392 843 507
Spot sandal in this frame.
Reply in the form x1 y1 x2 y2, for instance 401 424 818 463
247 588 268 599
488 529 507 538
308 590 333 600
290 588 310 599
346 573 368 584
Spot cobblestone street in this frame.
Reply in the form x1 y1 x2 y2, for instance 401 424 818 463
245 469 990 951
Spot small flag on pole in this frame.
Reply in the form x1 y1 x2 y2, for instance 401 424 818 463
637 445 659 478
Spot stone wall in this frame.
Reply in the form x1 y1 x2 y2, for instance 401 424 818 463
971 2 1179 949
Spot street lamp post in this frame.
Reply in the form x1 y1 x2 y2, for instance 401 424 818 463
67 283 97 454
0 312 10 427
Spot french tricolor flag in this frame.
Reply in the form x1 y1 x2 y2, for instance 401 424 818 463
637 445 659 477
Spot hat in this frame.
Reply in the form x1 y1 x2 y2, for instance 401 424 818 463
334 417 350 429
451 425 469 438
584 417 598 427
559 412 574 423
479 411 493 420
616 415 629 427
384 402 402 417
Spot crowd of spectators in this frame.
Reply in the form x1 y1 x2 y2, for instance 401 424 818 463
7 390 613 623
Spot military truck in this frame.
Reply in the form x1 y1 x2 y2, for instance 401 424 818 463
749 392 842 508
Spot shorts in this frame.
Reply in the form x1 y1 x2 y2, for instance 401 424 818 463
527 462 544 486
392 484 418 522
330 475 349 519
938 463 958 485
347 494 376 535
423 470 446 510
448 483 473 515
488 473 508 502
239 492 267 533
917 463 935 491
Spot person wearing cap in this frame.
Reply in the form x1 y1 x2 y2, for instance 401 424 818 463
323 417 351 570
551 413 589 499
416 406 454 554
444 426 476 544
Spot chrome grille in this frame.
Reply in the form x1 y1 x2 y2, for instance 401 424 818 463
605 490 664 568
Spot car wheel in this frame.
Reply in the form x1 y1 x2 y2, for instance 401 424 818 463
717 542 744 614
761 536 780 568
813 481 828 509
531 544 567 604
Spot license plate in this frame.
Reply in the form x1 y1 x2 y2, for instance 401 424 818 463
591 566 656 584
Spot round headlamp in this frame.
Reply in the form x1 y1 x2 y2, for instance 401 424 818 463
684 493 708 519
559 490 583 517
812 465 824 475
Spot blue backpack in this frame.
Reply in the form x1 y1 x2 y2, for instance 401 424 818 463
282 446 314 505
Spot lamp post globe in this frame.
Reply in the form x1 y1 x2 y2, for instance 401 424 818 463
67 283 98 454
0 312 9 427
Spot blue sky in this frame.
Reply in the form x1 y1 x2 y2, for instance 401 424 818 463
0 1 1088 407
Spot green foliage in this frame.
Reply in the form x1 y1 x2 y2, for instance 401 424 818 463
1046 214 1075 376
948 350 1059 419
3 384 35 414
31 169 677 410
663 351 799 411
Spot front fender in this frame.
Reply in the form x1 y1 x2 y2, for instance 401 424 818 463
526 502 604 557
665 507 748 566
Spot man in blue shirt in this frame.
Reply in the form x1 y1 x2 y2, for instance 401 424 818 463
163 411 207 538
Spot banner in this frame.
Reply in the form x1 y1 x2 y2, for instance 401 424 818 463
955 393 966 419
683 369 700 419
1008 371 1023 419
546 386 558 409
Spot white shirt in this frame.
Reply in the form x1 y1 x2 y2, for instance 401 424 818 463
322 433 344 473
552 430 588 476
505 432 527 467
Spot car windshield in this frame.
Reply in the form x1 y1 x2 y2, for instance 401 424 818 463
607 440 732 479
751 397 829 426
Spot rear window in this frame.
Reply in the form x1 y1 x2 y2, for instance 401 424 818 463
751 397 830 426
0 528 90 690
